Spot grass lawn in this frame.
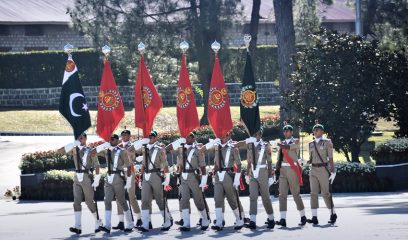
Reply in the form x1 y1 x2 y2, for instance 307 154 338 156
0 106 396 163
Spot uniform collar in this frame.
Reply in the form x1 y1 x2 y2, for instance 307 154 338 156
147 142 158 150
254 139 263 147
78 144 86 151
220 140 232 148
315 137 322 143
121 141 129 147
285 137 294 144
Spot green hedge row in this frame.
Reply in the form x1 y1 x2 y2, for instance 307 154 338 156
371 138 408 165
0 46 279 89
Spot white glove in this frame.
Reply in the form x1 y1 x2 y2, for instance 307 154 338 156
329 172 336 184
268 176 276 187
233 172 241 189
171 138 186 150
133 138 150 150
138 181 142 189
92 174 101 191
245 175 250 185
124 176 132 191
199 175 208 191
135 156 144 163
64 140 80 153
297 158 308 167
269 140 278 148
204 138 221 150
245 137 257 144
162 173 170 187
96 142 111 153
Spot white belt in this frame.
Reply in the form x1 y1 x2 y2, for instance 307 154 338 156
281 163 291 167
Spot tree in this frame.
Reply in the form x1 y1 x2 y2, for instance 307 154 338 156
70 0 242 125
288 29 389 162
294 0 320 45
273 0 297 129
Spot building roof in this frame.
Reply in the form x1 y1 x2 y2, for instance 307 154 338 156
0 0 355 25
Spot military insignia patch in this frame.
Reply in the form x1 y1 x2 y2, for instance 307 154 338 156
65 60 76 72
209 87 228 109
177 87 192 108
240 85 258 108
142 86 153 108
98 89 121 111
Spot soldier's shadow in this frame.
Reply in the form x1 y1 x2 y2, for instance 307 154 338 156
174 228 208 239
277 226 303 231
242 227 270 237
313 223 338 228
206 226 237 238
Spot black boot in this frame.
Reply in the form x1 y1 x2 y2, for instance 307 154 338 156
124 227 133 232
179 226 191 231
307 216 319 225
137 226 149 232
243 217 250 224
161 225 171 231
267 219 275 229
213 219 226 226
275 218 286 227
112 221 124 230
328 214 337 224
69 227 81 234
245 221 256 230
175 219 184 226
197 218 202 226
299 216 307 226
135 219 142 227
211 225 223 231
98 226 111 233
170 217 174 226
149 221 153 229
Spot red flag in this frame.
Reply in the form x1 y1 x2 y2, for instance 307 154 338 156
208 54 233 138
134 56 163 137
177 54 199 137
96 58 125 141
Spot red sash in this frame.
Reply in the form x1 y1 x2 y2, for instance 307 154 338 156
282 149 303 186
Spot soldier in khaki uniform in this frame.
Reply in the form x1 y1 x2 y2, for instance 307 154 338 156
307 123 337 225
176 132 210 231
111 130 142 230
58 132 102 234
211 131 244 231
275 124 307 227
136 131 173 232
244 131 276 229
98 134 134 233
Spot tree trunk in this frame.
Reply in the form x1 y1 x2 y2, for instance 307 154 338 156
249 0 261 58
341 147 351 162
350 142 361 163
273 0 296 127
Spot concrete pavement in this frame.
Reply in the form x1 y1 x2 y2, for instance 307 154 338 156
0 192 407 240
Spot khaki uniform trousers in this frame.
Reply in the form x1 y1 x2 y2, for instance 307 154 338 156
180 175 205 211
279 167 305 211
116 175 141 215
249 169 273 215
73 173 96 212
310 167 333 209
104 174 129 211
141 173 165 211
214 173 239 210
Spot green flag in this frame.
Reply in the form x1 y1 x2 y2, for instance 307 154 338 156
59 57 91 140
240 52 260 136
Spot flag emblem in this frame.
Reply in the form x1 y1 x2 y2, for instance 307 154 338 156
65 60 76 72
240 86 257 108
177 87 192 108
209 87 227 109
142 86 153 108
98 89 120 111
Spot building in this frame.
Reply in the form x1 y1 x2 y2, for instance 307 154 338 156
0 0 355 52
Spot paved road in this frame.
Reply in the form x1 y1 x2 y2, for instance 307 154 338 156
0 192 407 240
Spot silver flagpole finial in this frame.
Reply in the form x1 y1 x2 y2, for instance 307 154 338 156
180 40 189 53
211 40 221 54
244 34 251 52
138 42 146 55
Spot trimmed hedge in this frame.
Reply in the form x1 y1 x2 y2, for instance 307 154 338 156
0 46 280 89
20 151 74 174
371 138 408 165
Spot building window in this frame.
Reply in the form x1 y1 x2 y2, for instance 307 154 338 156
0 25 10 36
0 47 12 52
24 25 44 36
24 47 48 51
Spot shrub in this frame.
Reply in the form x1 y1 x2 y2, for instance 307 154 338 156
20 151 74 174
371 138 408 165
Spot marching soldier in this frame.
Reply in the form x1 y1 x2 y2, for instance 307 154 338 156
176 132 211 231
211 131 244 231
98 134 134 233
307 122 337 225
57 132 103 234
136 130 173 232
244 131 276 229
111 130 142 230
275 123 307 227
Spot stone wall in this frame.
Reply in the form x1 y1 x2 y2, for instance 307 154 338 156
0 82 280 108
